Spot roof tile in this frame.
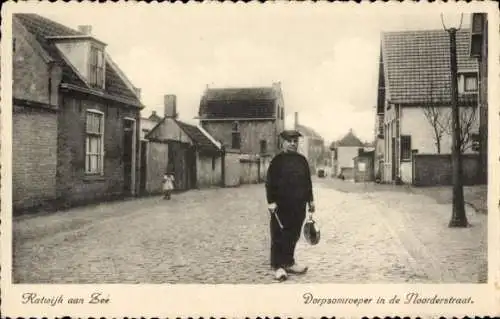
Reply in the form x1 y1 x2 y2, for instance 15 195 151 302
176 120 220 153
199 87 278 119
382 29 478 104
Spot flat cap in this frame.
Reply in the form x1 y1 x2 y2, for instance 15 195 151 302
279 129 302 140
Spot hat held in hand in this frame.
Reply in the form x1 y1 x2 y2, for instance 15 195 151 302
303 215 320 245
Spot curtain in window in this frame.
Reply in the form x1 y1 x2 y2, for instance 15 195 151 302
85 112 104 174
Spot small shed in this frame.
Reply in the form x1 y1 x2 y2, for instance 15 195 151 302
145 117 223 193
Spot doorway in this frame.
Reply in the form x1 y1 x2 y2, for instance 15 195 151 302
123 118 136 195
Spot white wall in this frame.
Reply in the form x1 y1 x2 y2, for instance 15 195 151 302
337 146 358 174
400 161 412 184
56 41 91 79
400 106 479 155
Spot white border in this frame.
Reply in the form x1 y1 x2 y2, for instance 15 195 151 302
2 2 499 317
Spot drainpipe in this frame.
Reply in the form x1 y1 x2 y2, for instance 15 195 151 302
48 62 54 106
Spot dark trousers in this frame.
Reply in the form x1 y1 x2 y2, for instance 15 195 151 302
270 201 307 269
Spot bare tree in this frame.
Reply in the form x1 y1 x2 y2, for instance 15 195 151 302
423 81 478 154
449 97 478 153
422 80 450 154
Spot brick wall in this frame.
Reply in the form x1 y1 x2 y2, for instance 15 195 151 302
201 120 278 155
12 20 61 211
57 94 141 206
13 106 58 210
412 154 481 186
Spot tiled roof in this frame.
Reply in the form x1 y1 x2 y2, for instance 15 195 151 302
15 14 141 106
176 120 220 153
199 87 277 119
296 124 323 140
381 29 478 104
337 130 364 147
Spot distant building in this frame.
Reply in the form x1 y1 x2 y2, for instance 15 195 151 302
294 112 325 175
331 129 365 180
198 83 285 185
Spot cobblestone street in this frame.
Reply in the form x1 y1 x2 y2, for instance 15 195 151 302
13 179 487 284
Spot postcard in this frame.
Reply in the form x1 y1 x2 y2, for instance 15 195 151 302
1 1 499 317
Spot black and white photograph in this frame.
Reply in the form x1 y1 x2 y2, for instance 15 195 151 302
1 2 499 317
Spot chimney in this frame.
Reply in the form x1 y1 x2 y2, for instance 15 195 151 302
164 94 177 118
294 112 299 129
78 25 92 35
152 110 157 117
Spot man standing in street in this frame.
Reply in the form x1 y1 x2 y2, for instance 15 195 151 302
265 129 315 281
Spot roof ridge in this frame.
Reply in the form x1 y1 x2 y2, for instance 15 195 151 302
207 86 274 90
16 13 83 36
382 28 471 35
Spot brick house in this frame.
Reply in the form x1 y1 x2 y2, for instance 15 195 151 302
144 96 223 193
197 83 285 184
13 14 143 211
376 28 480 185
293 112 325 175
331 129 365 180
469 12 488 184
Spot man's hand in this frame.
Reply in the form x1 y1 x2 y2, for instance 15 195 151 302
308 201 315 213
268 202 277 214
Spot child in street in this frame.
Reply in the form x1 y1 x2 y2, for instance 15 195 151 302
163 172 175 200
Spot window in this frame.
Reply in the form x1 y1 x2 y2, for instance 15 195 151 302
280 107 284 120
212 157 216 170
400 135 412 161
260 140 267 154
89 46 105 88
85 110 104 174
464 74 478 92
231 121 240 149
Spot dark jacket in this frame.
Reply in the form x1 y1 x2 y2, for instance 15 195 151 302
265 151 314 205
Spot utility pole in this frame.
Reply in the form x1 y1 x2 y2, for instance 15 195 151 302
442 14 468 228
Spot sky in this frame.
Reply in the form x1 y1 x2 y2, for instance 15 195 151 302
12 4 472 145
